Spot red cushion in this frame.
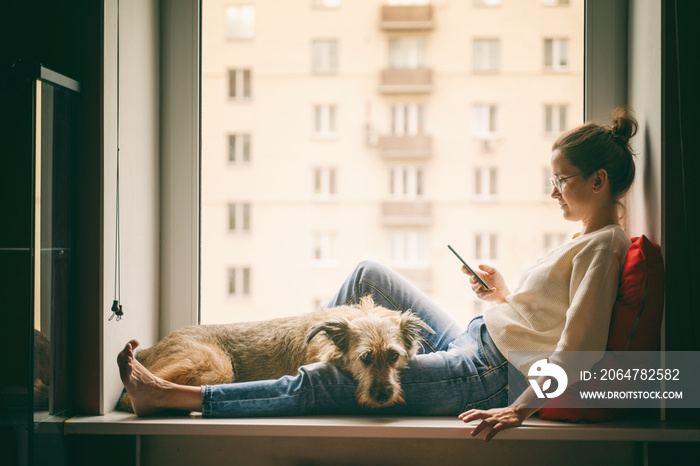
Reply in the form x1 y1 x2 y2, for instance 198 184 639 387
537 236 665 422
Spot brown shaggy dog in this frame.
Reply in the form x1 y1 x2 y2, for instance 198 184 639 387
118 296 433 412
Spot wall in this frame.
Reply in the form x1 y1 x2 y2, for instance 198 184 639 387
626 0 662 243
102 0 161 412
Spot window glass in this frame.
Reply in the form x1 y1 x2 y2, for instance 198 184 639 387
201 0 584 325
225 5 255 40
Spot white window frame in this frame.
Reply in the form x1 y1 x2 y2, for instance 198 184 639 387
474 233 498 261
474 167 498 201
312 232 338 267
542 0 570 6
229 68 252 100
387 0 429 5
390 165 424 200
388 38 427 69
228 202 251 232
543 166 554 198
544 104 568 134
312 104 339 137
388 230 428 267
314 167 337 199
228 133 251 163
391 103 425 135
312 0 341 8
474 0 501 6
471 104 499 140
228 267 251 296
312 39 339 74
162 0 629 334
473 38 500 73
224 5 255 40
544 38 569 72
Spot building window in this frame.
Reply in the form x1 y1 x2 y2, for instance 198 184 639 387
474 167 498 200
388 38 427 69
387 0 429 5
313 104 338 136
542 0 570 6
544 105 567 134
228 69 251 99
544 38 569 71
228 134 251 163
312 39 339 73
475 233 498 261
388 230 428 267
471 104 499 139
390 166 424 199
312 233 337 266
543 233 569 251
314 167 337 198
228 203 251 232
543 167 553 196
225 5 255 40
228 267 251 295
313 0 341 7
473 39 500 72
391 103 425 135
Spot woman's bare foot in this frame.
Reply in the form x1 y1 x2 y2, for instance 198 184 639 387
117 340 202 416
117 340 169 415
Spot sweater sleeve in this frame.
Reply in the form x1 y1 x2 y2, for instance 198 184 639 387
554 248 621 354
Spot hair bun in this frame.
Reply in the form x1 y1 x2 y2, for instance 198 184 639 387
610 106 638 144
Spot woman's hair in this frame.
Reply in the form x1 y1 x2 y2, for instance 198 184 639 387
552 106 638 200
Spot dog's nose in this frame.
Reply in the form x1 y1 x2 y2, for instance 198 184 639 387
373 387 393 404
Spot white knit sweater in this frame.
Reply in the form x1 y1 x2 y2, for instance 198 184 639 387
483 224 631 376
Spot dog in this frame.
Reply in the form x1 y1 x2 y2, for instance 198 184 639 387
117 296 433 412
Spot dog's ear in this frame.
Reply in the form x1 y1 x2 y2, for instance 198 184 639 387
399 312 434 356
305 319 351 353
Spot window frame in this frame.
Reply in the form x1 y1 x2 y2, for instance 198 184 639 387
311 39 339 74
224 4 255 41
472 38 500 73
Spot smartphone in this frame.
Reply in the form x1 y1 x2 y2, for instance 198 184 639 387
447 245 491 291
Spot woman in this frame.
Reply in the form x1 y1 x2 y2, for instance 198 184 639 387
118 107 638 441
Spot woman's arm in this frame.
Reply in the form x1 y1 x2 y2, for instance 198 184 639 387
458 376 550 442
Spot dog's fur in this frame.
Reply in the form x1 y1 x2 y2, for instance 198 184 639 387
117 296 432 412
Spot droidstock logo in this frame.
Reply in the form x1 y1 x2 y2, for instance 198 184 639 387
528 359 568 399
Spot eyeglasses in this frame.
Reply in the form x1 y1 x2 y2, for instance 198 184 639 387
550 173 583 192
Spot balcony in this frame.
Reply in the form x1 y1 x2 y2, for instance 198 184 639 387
381 201 433 226
377 134 433 158
380 5 435 31
379 68 433 94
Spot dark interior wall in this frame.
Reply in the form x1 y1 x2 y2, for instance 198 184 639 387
1 0 103 414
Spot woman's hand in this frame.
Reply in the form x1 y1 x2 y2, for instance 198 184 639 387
458 406 529 442
462 264 510 303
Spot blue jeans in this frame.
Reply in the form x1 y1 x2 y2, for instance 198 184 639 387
202 261 525 418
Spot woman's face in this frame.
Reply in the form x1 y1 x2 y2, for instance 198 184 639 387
550 149 596 222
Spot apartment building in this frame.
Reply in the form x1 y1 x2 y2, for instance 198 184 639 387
200 0 584 325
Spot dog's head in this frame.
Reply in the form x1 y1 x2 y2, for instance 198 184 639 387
305 296 434 408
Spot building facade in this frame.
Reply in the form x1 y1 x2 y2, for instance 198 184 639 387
201 0 584 326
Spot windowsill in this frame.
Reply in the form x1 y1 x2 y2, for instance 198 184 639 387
64 411 700 442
